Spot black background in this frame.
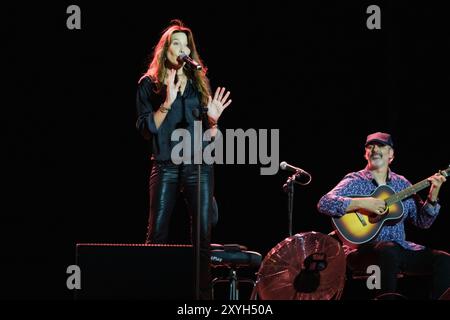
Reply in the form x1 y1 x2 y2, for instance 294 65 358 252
4 1 450 299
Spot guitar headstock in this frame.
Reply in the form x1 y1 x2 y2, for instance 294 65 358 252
439 165 450 177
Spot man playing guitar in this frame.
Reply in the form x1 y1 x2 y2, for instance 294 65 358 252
317 132 449 299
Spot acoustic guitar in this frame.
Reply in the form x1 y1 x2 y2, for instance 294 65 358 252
332 165 449 247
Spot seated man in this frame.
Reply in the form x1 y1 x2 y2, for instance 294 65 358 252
317 132 449 299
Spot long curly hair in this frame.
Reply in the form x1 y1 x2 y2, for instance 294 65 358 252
142 19 211 106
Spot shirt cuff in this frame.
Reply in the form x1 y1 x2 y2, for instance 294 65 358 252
424 201 441 216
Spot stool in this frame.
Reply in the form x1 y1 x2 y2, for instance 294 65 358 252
326 231 433 299
210 244 262 300
345 268 432 299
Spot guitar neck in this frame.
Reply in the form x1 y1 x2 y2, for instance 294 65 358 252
385 179 430 206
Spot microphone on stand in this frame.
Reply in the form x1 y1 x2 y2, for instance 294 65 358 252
279 161 310 176
280 161 313 236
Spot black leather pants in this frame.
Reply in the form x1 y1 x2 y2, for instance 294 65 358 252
145 162 214 299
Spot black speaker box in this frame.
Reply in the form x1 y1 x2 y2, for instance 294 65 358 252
75 243 194 300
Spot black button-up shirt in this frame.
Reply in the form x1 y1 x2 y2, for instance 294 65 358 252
136 76 211 162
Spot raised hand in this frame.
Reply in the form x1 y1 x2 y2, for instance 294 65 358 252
206 87 232 123
165 69 182 106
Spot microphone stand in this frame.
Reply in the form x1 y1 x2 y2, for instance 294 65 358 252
177 73 201 299
193 106 208 300
176 77 200 300
195 149 201 301
283 171 312 237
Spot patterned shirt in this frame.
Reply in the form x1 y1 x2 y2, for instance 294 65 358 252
318 168 441 250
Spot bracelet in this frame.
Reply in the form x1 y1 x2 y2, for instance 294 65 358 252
208 118 218 128
159 105 171 113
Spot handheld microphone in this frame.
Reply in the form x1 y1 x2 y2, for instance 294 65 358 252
178 52 202 70
279 161 308 175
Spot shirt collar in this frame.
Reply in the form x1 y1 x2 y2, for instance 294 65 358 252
362 167 392 183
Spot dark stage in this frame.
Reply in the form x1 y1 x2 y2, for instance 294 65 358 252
4 1 450 301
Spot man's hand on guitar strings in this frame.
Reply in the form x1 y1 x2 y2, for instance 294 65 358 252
428 173 446 202
359 197 387 215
